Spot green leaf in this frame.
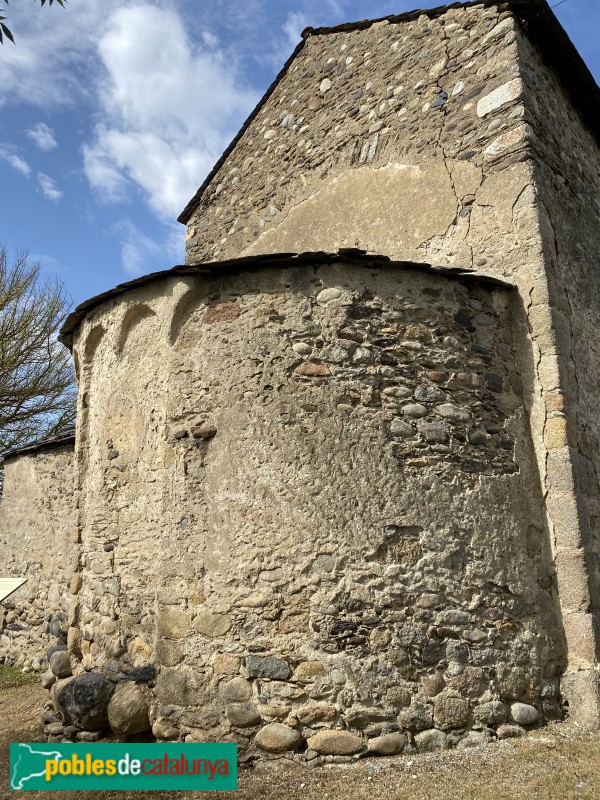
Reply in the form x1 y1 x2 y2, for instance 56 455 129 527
0 22 13 42
0 21 13 42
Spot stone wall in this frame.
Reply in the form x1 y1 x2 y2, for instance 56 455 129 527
5 0 597 750
517 28 600 723
63 258 565 755
179 0 600 725
0 443 76 670
183 3 537 282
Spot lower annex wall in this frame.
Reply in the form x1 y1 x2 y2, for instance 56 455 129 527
0 443 76 669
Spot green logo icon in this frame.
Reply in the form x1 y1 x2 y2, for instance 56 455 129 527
10 742 237 791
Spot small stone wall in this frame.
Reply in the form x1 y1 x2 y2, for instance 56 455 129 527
52 258 565 756
0 443 76 670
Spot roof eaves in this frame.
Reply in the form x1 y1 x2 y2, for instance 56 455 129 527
300 0 512 36
2 427 76 463
58 250 515 350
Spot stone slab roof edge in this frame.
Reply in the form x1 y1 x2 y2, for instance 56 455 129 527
177 0 600 226
2 426 76 463
58 250 515 350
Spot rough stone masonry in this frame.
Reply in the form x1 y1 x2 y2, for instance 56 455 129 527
1 0 600 761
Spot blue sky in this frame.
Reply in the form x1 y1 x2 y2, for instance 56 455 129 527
0 0 598 308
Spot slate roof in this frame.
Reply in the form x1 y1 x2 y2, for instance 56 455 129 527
2 427 76 462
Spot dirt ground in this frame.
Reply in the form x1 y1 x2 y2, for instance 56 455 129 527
2 683 600 800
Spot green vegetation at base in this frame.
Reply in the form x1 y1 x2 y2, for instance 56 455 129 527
0 664 39 690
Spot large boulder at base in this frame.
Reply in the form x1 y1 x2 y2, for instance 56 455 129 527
307 729 365 756
510 702 540 726
255 723 302 753
57 672 114 730
367 732 407 755
108 681 151 736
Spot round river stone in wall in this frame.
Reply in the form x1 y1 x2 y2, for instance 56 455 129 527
435 404 471 422
222 677 252 703
292 342 312 355
49 650 72 678
367 733 406 755
194 612 232 637
107 682 151 736
510 702 540 726
226 704 262 727
255 723 302 753
415 729 448 752
390 418 414 437
307 730 365 755
316 287 342 304
296 705 337 725
402 403 428 418
42 669 57 690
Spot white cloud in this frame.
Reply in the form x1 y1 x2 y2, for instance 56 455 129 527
26 122 58 151
282 11 309 50
120 226 159 276
201 31 219 49
82 140 129 203
83 5 258 220
37 172 63 201
1 152 31 176
112 218 183 276
0 0 124 108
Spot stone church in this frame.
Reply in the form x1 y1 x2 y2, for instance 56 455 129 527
2 0 600 757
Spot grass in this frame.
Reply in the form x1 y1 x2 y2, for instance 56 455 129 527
0 664 39 690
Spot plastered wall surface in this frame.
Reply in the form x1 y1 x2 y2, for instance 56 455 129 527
67 260 565 752
0 445 76 668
